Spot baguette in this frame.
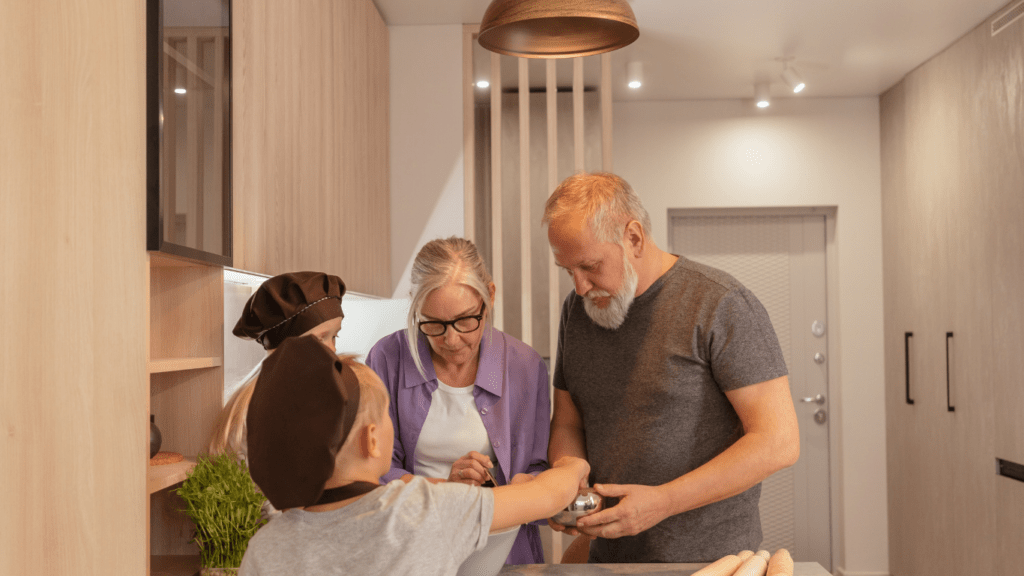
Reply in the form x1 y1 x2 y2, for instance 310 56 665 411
690 554 744 576
766 548 794 576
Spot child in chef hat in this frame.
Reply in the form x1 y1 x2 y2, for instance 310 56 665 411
208 271 347 459
239 335 591 576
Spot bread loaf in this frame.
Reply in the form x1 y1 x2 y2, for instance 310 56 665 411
766 548 794 576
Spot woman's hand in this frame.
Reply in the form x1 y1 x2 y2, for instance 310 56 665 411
448 451 493 486
509 473 535 485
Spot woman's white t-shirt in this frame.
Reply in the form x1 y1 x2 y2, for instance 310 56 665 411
413 380 496 480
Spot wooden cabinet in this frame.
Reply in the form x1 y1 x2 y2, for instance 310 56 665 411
147 253 225 575
232 0 391 296
881 6 1023 576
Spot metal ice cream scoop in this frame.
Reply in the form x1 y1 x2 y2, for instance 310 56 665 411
550 487 603 527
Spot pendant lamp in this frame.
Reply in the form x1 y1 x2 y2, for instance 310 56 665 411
478 0 640 59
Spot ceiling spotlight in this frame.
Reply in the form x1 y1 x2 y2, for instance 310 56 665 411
627 61 643 89
755 82 770 108
476 80 490 89
781 66 805 93
477 0 639 58
174 88 187 95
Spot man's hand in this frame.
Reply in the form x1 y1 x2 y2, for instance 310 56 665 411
573 483 672 539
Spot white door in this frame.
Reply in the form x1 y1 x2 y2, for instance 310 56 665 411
670 212 832 571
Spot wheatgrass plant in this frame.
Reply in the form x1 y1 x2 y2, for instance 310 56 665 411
176 452 267 570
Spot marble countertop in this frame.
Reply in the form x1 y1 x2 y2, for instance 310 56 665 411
499 562 831 575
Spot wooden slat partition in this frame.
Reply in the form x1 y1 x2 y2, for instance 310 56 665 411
519 58 532 345
573 58 585 171
546 58 560 362
601 53 613 171
490 51 504 329
463 25 479 242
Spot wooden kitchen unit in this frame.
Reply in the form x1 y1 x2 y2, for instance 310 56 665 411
881 3 1024 576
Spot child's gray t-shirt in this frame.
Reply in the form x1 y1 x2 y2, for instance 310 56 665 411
239 477 493 576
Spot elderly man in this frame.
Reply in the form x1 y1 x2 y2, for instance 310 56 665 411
543 172 800 563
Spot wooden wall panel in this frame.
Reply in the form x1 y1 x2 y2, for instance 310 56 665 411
233 0 390 296
0 1 148 575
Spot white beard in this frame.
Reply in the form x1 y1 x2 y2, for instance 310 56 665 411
582 248 639 330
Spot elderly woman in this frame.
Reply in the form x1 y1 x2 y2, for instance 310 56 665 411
366 237 551 565
208 271 346 458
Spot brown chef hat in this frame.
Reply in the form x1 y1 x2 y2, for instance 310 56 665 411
233 272 345 350
246 335 362 510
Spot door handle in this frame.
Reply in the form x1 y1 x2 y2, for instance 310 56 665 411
801 394 826 405
945 332 955 412
905 332 914 405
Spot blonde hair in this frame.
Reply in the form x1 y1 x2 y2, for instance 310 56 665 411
207 370 260 457
542 172 652 244
338 355 388 425
406 237 493 378
206 355 389 458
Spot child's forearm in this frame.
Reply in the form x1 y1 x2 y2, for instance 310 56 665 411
491 458 588 531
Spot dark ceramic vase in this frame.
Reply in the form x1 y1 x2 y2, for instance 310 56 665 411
150 414 162 458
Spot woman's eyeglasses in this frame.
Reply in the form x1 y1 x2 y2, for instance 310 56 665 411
417 302 485 336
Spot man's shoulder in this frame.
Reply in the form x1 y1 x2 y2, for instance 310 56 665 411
670 256 745 294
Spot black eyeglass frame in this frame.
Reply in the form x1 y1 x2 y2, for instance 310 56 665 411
417 302 486 337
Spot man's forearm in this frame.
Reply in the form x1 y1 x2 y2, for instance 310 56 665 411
548 422 587 463
660 427 798 517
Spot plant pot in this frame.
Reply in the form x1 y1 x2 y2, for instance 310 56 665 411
200 568 238 576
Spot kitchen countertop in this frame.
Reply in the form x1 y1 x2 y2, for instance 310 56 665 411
499 562 831 575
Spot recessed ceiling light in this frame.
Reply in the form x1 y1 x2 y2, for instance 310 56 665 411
174 88 187 95
755 82 770 108
627 61 643 89
476 80 490 89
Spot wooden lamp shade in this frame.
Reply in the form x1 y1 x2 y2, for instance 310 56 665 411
478 0 639 59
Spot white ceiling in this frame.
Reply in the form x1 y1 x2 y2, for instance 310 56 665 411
371 0 1011 102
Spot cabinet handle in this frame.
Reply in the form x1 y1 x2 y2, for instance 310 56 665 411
905 332 914 405
945 332 955 412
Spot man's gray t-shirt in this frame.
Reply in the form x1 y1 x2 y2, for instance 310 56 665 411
239 477 493 575
553 256 788 563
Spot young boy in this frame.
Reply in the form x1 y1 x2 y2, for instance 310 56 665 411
240 335 590 576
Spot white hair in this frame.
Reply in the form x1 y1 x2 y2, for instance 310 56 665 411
541 172 652 244
406 237 493 378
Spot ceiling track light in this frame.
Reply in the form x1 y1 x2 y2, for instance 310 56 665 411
781 65 805 93
755 82 771 108
627 61 643 89
478 0 640 59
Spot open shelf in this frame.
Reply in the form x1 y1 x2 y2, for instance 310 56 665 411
151 554 201 576
149 357 223 374
148 252 224 575
148 458 197 494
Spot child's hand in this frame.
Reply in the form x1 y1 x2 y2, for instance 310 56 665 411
551 456 590 488
509 473 535 485
448 451 493 486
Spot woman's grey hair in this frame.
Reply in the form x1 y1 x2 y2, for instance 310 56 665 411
541 172 652 244
406 237 493 378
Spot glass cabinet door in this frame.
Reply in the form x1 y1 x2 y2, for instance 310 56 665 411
148 0 231 265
